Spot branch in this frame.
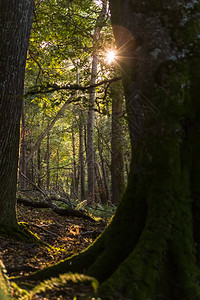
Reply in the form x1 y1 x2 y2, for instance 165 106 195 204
25 77 121 96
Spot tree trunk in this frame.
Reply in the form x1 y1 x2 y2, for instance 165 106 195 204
26 96 72 164
0 0 34 229
46 131 50 191
95 161 107 204
37 146 42 188
19 98 27 189
79 112 85 200
20 0 200 299
87 53 98 204
71 124 79 197
110 81 125 204
87 1 107 204
97 130 110 204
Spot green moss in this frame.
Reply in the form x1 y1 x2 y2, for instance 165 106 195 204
0 261 11 300
0 222 49 247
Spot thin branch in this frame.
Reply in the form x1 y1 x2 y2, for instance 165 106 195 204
25 77 121 96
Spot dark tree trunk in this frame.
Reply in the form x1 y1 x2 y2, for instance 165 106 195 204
0 0 34 229
110 81 125 204
37 146 42 188
79 112 85 200
19 98 27 189
95 161 107 204
46 131 50 191
20 0 200 299
97 130 110 203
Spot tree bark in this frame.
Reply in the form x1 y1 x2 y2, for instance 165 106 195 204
79 111 86 200
37 146 42 188
97 129 110 204
19 98 27 189
87 1 107 204
46 130 50 191
87 53 98 204
0 0 34 229
95 161 107 204
110 81 125 204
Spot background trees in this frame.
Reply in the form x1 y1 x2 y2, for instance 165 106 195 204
20 0 130 206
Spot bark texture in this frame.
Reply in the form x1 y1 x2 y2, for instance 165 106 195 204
0 0 34 229
110 81 125 203
19 0 200 299
87 1 107 204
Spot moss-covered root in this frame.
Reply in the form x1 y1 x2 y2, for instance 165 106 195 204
0 261 11 300
0 222 49 246
97 188 200 300
98 217 200 300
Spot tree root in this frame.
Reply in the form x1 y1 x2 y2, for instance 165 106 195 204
0 222 50 247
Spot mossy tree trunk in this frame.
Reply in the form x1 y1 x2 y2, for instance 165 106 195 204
23 0 200 299
0 0 34 230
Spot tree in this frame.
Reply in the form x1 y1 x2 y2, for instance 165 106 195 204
23 0 200 299
87 0 108 204
0 0 34 230
110 80 125 203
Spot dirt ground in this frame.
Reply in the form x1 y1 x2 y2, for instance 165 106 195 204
0 204 107 299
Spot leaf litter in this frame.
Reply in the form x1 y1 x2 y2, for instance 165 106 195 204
0 204 107 299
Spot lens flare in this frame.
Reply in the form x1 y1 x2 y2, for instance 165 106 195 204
107 50 115 63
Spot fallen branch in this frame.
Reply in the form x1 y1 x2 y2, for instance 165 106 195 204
17 197 95 222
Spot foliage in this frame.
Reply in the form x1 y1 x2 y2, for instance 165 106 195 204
21 0 131 202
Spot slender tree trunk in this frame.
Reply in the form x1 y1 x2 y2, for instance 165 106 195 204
110 81 125 204
87 1 107 204
97 131 110 203
79 112 85 200
26 96 72 164
46 131 50 191
95 161 107 204
19 98 27 189
37 146 42 188
0 0 34 229
56 149 60 190
87 54 98 204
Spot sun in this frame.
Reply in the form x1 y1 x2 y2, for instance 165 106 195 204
106 50 116 64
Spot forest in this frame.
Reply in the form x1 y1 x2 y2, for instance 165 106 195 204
0 0 200 299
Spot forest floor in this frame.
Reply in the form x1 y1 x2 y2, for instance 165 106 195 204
0 203 109 299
